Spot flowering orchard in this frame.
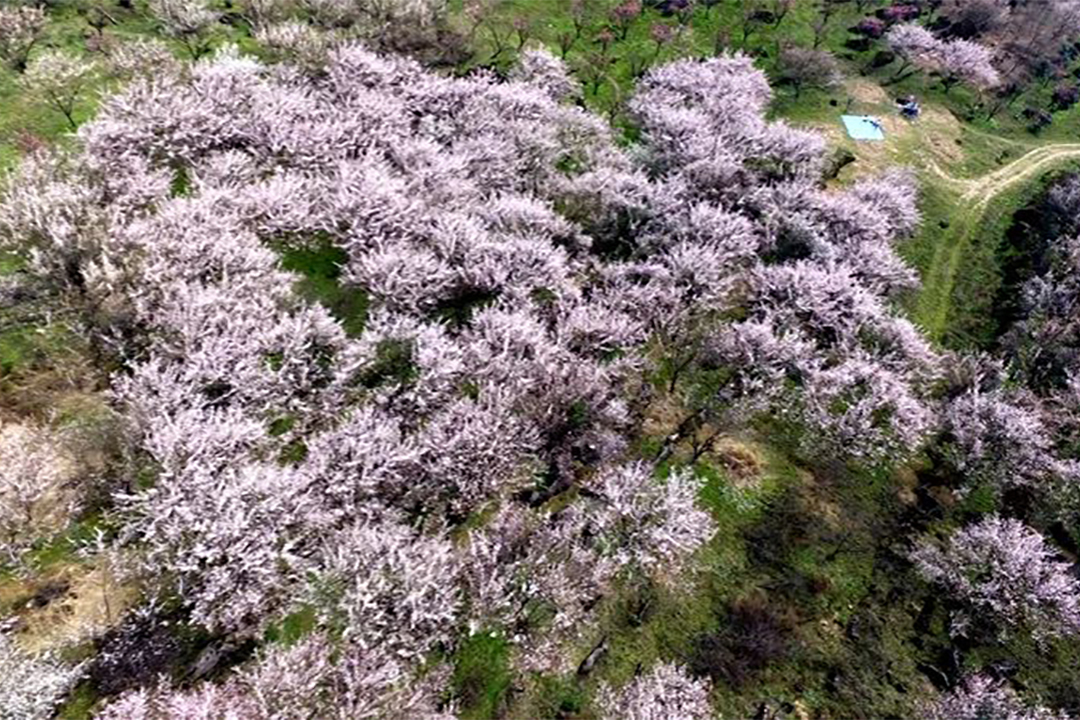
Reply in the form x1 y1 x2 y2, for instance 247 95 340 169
1 35 1078 717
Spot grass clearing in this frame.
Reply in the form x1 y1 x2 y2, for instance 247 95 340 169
911 150 1080 346
453 631 514 719
278 240 369 336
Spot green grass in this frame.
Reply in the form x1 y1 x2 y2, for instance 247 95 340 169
936 175 1059 348
0 324 57 377
0 511 109 583
277 240 369 336
56 683 99 720
910 158 1080 347
263 605 318 647
26 512 112 570
452 631 514 719
899 173 955 284
0 251 24 274
0 316 82 379
511 674 587 720
952 124 1035 179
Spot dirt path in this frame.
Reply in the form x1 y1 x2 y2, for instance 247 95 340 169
913 143 1080 341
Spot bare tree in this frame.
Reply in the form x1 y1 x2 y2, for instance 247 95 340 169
776 45 842 97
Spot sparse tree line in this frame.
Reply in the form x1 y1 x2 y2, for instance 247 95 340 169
4 0 1080 143
850 0 1080 124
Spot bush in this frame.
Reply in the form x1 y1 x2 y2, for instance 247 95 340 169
1023 106 1054 132
689 597 792 688
870 49 897 68
846 36 874 51
879 4 921 23
1052 84 1080 111
853 17 887 38
88 610 191 698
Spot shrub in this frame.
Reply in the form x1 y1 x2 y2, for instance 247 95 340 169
912 516 1080 642
853 17 887 38
689 598 792 688
1052 83 1080 110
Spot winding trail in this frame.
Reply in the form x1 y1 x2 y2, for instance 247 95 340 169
913 143 1080 342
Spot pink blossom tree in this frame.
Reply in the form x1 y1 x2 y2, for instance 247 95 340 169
255 22 340 69
0 423 66 562
887 23 942 80
775 46 842 98
912 516 1080 641
312 521 461 661
937 39 999 93
923 675 1069 720
148 0 220 59
463 504 620 671
106 38 181 80
0 636 84 720
0 5 45 72
509 47 580 101
887 23 998 91
573 462 716 579
0 42 938 709
99 633 452 719
940 388 1067 494
596 663 713 720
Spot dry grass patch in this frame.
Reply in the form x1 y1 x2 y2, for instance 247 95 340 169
709 437 765 490
15 561 135 654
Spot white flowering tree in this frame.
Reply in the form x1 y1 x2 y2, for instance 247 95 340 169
0 636 83 720
887 23 998 92
20 51 98 131
0 6 45 72
922 675 1069 720
148 0 220 59
312 521 461 661
596 663 714 720
913 516 1080 641
575 463 715 578
941 388 1067 494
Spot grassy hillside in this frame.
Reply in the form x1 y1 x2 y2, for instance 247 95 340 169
3 1 1080 718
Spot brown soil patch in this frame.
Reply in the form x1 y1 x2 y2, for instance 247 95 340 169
799 483 844 531
894 465 919 506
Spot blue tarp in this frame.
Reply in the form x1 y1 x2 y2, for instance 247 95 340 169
841 115 885 141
